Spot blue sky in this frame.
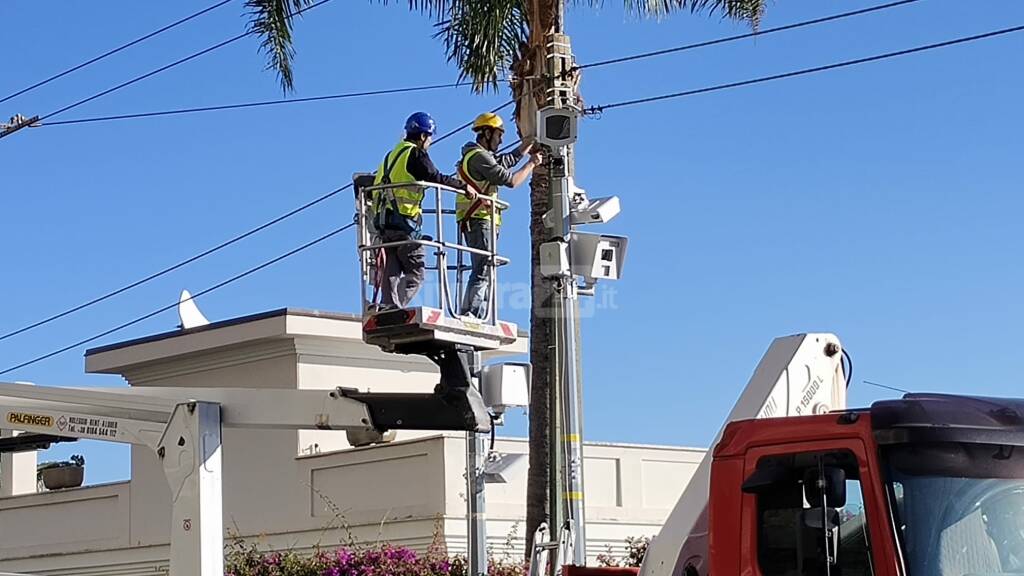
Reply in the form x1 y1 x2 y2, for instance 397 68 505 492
2 0 1022 485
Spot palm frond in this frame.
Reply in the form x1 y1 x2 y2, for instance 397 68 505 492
434 0 528 93
621 0 766 26
246 0 314 92
379 0 453 20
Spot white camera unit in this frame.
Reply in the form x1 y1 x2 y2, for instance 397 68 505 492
536 106 579 148
539 241 570 279
481 362 531 419
570 232 628 283
543 177 621 228
571 195 620 226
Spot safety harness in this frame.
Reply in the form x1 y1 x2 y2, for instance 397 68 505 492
370 145 414 306
457 149 496 233
374 145 414 231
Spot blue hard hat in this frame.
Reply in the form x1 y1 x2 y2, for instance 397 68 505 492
405 112 437 136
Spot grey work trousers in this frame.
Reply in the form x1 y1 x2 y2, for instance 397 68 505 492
460 219 497 319
380 228 425 309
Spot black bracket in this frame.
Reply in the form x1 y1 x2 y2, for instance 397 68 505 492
344 386 491 434
341 343 490 433
425 344 476 392
0 433 77 454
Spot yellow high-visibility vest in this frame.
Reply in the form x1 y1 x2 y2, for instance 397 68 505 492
373 141 423 219
456 148 502 226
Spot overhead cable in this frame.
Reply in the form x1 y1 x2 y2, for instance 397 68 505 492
0 0 335 138
0 222 356 375
26 1 921 129
44 81 473 127
574 0 924 72
0 0 235 105
585 24 1024 114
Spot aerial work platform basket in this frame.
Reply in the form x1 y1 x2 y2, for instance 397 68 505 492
354 175 518 353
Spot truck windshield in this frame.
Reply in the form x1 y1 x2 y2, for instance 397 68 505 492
884 442 1024 576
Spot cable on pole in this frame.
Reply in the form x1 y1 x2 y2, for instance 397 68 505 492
0 0 235 106
0 222 355 376
574 0 925 73
584 24 1024 114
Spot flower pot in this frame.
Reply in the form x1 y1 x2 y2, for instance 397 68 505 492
40 465 84 490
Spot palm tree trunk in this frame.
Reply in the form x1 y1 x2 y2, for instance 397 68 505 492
525 163 553 561
520 19 559 571
516 0 561 560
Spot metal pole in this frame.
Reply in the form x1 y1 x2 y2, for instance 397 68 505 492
545 0 587 564
465 351 488 576
549 148 586 566
562 294 586 565
547 292 564 573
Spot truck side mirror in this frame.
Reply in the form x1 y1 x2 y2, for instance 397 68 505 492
741 463 794 494
803 466 846 508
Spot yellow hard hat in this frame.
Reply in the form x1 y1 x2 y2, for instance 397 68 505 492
472 112 504 131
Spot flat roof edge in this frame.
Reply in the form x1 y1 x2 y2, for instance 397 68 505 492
84 308 363 357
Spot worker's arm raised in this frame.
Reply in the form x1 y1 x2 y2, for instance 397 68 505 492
468 147 543 190
508 152 543 188
407 147 466 190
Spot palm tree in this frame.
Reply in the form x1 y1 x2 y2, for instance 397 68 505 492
246 0 766 557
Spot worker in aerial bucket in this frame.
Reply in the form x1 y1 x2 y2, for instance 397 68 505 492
373 112 466 311
457 112 543 319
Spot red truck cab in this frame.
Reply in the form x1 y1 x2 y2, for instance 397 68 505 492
706 394 1024 576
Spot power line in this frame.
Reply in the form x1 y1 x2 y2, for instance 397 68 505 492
575 0 924 72
0 222 355 376
585 24 1024 114
44 81 473 127
41 79 511 128
436 100 514 143
0 184 348 343
0 100 512 344
0 0 234 106
24 1 917 129
0 0 335 139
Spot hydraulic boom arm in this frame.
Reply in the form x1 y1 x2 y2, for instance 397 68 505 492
638 333 848 576
0 380 492 576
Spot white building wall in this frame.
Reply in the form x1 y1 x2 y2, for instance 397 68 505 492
0 435 704 575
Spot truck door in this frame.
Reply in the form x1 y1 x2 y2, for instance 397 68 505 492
740 440 888 576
